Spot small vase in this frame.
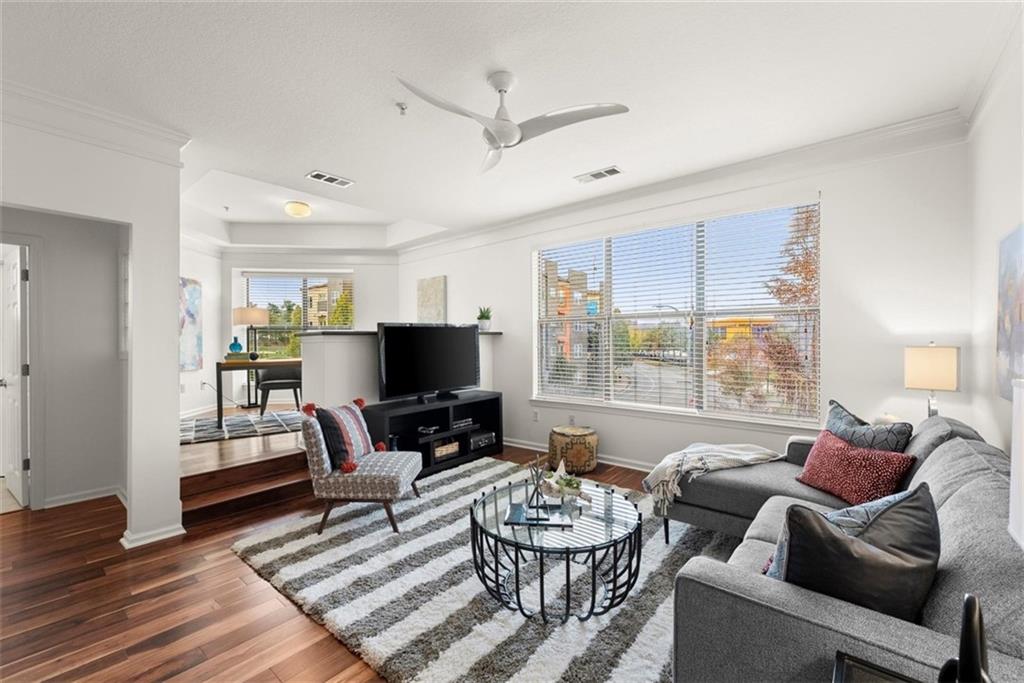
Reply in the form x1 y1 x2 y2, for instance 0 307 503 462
229 336 243 353
477 319 491 332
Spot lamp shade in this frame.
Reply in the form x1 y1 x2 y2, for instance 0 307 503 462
904 346 959 391
232 306 270 326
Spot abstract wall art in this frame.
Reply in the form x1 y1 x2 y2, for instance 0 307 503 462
417 275 447 323
998 224 1024 399
179 276 203 371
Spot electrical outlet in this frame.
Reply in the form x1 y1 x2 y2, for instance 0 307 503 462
200 382 206 391
568 414 576 426
532 409 539 422
179 383 186 394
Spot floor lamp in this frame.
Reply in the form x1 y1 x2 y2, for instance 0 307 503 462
232 306 270 408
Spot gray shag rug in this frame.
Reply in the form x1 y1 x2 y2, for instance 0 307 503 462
179 410 305 445
232 457 739 683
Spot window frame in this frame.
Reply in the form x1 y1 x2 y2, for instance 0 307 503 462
533 205 820 428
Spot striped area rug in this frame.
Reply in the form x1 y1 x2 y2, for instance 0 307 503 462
232 457 739 682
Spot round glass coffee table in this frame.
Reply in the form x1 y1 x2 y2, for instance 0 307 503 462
469 479 642 623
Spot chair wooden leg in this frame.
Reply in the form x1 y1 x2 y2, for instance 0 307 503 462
259 388 271 417
292 387 300 411
382 501 399 533
317 500 335 534
411 482 420 498
663 517 670 544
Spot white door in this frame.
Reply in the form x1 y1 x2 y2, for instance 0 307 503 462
1 243 28 506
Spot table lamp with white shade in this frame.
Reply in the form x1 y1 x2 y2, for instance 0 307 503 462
904 343 959 417
232 306 270 355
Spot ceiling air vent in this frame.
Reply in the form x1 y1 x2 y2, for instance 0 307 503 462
574 165 623 184
305 170 355 188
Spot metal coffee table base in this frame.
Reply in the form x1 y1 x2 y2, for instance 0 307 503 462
470 509 643 623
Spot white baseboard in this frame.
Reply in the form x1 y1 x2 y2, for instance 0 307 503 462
179 402 219 419
116 487 127 508
504 437 651 473
120 523 187 549
44 485 125 509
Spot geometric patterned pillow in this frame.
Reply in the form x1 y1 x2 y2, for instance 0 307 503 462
825 399 913 452
312 402 374 473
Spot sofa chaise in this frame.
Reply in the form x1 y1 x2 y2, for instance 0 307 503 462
666 415 1024 681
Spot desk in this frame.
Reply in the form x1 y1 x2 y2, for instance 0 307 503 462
215 358 302 428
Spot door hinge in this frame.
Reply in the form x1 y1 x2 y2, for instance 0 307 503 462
21 458 30 471
21 268 29 282
21 364 29 377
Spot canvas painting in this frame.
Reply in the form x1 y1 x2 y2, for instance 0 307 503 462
179 277 203 371
997 224 1024 399
417 275 447 323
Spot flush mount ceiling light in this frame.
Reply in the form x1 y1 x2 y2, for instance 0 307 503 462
284 201 312 218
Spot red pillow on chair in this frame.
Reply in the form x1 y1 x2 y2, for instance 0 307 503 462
796 430 915 505
303 399 373 473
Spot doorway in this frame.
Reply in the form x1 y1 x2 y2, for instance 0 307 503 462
1 242 29 511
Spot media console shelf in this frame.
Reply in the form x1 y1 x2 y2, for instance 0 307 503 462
362 390 503 478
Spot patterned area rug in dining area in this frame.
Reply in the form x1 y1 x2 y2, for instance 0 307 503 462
232 456 740 683
179 410 305 445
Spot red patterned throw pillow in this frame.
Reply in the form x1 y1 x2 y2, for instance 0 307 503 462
797 430 915 505
304 399 374 473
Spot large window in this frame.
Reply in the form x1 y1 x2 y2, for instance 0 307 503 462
535 203 819 423
244 272 354 359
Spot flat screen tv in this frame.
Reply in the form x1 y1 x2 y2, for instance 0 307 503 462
377 323 480 402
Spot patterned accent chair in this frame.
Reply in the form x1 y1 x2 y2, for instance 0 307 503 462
302 418 423 534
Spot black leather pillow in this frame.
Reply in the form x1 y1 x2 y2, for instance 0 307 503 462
772 483 940 622
825 399 913 452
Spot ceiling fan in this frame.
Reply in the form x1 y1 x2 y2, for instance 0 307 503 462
397 71 629 172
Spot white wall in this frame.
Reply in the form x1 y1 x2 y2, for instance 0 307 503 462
1 84 188 546
1 208 127 506
398 123 975 470
967 17 1022 450
179 244 224 416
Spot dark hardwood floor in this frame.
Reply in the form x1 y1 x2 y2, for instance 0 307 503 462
0 445 646 681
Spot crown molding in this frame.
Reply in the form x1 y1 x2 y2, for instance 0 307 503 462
1 80 190 168
964 6 1022 131
959 3 1023 125
399 108 968 260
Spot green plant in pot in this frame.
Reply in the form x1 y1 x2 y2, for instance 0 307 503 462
477 306 492 332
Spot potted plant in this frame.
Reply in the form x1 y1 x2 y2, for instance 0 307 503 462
476 306 492 332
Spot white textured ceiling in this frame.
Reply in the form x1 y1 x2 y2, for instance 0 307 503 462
0 2 1013 233
182 170 394 225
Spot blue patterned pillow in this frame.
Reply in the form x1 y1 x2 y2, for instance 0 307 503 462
765 487 915 579
826 400 912 452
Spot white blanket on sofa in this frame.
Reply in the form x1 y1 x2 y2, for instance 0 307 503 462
642 443 784 515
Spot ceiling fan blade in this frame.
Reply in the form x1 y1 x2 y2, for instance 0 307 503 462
397 77 503 138
515 103 629 145
480 144 502 173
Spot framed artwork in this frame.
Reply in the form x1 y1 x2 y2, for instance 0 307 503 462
997 224 1023 399
417 275 447 323
179 277 203 371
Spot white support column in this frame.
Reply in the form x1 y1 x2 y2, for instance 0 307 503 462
1010 378 1023 549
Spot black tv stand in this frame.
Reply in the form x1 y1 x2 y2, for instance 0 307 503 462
362 390 503 478
416 390 459 404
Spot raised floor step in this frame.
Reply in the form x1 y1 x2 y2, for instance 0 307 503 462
182 468 313 526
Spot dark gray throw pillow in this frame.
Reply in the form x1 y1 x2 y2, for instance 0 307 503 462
766 483 940 622
826 399 913 452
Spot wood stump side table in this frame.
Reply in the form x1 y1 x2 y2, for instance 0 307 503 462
548 425 598 474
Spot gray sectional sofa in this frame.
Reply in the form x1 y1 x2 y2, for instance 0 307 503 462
667 415 1024 682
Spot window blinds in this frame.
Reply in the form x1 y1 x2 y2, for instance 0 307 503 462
536 203 820 424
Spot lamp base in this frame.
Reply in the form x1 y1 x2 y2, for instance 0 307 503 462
927 393 939 418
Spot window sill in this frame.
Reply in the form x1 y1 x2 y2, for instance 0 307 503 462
528 396 821 435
